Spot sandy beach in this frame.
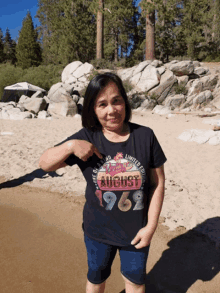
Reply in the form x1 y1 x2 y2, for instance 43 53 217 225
0 110 220 292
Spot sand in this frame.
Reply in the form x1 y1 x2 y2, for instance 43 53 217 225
1 111 220 292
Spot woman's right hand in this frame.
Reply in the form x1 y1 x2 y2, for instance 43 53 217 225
70 140 103 161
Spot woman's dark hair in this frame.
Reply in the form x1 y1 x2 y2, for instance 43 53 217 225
82 72 132 131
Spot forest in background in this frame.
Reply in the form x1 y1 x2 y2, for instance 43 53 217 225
1 0 220 98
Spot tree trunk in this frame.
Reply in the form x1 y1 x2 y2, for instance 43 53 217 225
114 32 118 62
96 0 104 59
145 0 155 60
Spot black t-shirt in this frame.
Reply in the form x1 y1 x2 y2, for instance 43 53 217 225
60 122 167 246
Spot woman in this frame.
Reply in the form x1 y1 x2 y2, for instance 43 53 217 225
39 72 167 293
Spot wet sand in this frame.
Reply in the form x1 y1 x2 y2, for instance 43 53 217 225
1 179 219 293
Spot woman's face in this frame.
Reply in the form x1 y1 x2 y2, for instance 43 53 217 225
94 81 126 132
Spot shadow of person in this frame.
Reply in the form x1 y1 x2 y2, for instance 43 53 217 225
0 168 63 189
144 217 220 293
119 218 220 293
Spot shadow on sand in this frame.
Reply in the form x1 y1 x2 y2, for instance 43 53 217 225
0 169 63 189
120 217 220 293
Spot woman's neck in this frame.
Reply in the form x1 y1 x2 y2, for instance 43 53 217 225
102 123 130 142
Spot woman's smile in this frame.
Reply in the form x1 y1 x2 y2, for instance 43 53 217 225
94 81 126 132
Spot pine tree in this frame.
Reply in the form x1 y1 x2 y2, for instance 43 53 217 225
16 11 42 69
180 0 211 60
103 0 138 62
36 0 96 65
3 28 16 64
0 28 4 63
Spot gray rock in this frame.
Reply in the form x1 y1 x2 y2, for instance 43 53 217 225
128 94 146 109
136 65 160 92
61 61 82 83
157 66 166 75
140 98 157 110
150 60 160 67
165 94 186 108
149 69 177 103
73 62 94 79
193 61 201 67
62 83 75 95
211 94 220 109
1 109 10 119
200 74 218 91
132 60 150 76
20 97 47 114
194 67 209 76
169 61 194 76
177 75 189 87
152 105 172 115
193 90 213 105
48 93 77 117
38 110 50 119
187 79 203 96
31 90 44 99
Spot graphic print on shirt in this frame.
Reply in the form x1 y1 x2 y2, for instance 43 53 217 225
92 153 146 212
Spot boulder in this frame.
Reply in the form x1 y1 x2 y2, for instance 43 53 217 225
200 74 218 91
1 109 10 119
194 67 209 76
48 83 66 101
118 67 137 81
211 94 220 109
193 61 200 67
128 94 146 109
165 94 186 108
164 60 179 69
48 92 77 117
73 62 94 79
19 95 30 104
187 79 203 96
136 65 160 92
130 72 142 86
139 98 157 110
177 75 189 87
20 97 47 114
152 105 172 115
31 90 44 99
157 66 166 75
62 83 75 95
132 60 150 76
193 90 213 106
61 61 82 83
5 107 33 120
169 61 194 76
150 60 160 67
38 110 50 119
149 69 177 103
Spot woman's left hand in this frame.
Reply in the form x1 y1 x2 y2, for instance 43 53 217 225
131 226 155 249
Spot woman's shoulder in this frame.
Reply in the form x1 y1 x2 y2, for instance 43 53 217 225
129 122 154 135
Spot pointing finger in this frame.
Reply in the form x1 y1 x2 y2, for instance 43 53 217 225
94 148 103 159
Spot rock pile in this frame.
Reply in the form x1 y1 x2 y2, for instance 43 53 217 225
1 59 220 120
117 60 220 113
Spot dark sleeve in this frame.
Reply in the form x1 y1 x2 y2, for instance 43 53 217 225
150 130 167 168
55 128 90 166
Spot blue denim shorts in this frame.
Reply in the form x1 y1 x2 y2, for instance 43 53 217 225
84 234 150 285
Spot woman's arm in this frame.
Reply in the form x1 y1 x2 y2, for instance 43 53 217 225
131 165 165 249
39 140 103 172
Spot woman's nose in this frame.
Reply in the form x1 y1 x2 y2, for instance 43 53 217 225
107 104 115 114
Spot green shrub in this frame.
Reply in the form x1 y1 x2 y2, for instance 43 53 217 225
0 64 24 100
90 59 115 70
173 83 188 95
0 63 63 100
123 79 133 93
